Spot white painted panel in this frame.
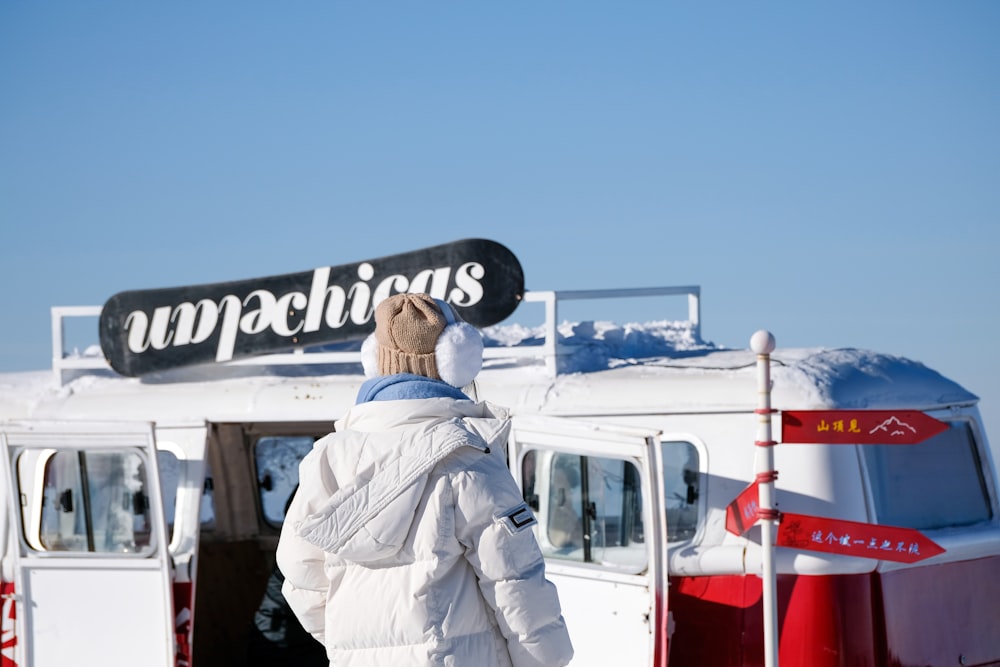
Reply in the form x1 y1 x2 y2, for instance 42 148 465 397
551 570 651 666
23 564 172 667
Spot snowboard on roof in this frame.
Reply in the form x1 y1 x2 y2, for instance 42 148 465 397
99 238 524 377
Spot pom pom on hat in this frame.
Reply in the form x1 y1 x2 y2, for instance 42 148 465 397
361 293 483 388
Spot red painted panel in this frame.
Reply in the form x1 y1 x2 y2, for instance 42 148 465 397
173 581 193 667
777 574 880 666
667 558 1000 666
669 575 759 666
670 573 880 667
0 581 16 667
880 556 1000 667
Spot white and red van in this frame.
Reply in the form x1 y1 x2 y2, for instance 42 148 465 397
0 274 997 667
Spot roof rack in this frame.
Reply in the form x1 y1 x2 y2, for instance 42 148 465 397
51 286 701 385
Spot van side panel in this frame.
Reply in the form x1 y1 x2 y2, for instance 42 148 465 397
672 563 1000 667
777 573 881 666
668 574 758 665
669 573 882 667
880 555 1000 666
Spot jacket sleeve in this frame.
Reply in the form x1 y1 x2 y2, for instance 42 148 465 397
452 448 575 667
276 444 336 646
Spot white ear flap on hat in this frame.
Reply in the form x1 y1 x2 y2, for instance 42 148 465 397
435 321 483 388
360 333 379 378
431 298 484 388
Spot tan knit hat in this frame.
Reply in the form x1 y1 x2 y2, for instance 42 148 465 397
361 292 484 387
373 293 447 379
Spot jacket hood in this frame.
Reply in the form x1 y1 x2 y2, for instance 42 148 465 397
294 398 510 564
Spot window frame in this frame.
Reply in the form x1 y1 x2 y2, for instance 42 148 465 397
18 446 158 556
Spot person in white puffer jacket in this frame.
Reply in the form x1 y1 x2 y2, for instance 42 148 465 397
277 292 574 667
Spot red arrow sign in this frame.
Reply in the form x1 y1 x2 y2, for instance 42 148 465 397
777 512 945 563
781 410 949 445
725 481 760 536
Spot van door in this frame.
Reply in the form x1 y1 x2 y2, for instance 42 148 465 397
0 420 175 667
153 424 210 667
509 416 669 667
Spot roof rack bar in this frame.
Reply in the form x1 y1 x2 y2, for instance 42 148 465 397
52 306 105 385
544 285 700 339
50 286 702 384
495 286 701 377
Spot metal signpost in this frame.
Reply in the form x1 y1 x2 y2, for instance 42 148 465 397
749 330 780 667
735 330 948 667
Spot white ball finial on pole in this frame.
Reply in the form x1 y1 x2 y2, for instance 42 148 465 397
750 329 776 355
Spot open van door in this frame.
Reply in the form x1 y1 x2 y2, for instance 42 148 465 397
0 420 175 667
509 416 670 667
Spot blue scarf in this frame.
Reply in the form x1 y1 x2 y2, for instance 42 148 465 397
356 373 470 404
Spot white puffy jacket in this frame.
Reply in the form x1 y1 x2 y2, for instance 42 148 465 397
277 395 574 667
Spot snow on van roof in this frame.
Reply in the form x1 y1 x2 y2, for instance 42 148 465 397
0 318 977 421
473 319 978 415
487 319 973 404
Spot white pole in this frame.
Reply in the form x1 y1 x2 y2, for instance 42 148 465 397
750 329 779 667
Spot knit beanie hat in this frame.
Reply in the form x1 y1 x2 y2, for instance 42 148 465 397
360 293 484 388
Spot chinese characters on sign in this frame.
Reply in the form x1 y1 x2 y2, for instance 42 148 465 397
725 481 760 536
724 409 949 562
816 418 861 434
776 512 945 564
780 410 949 445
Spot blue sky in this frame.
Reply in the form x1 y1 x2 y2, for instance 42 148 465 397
2 3 998 435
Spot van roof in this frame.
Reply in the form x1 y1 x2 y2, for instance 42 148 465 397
478 346 978 418
0 286 977 425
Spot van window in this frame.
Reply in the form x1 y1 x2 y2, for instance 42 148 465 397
21 449 155 554
523 450 646 572
201 465 217 527
862 421 993 530
155 449 217 534
661 441 700 542
255 436 316 526
157 449 179 540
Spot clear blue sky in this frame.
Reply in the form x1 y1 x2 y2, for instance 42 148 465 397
2 3 998 435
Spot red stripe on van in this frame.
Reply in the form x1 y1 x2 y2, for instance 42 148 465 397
0 581 16 667
173 582 193 667
667 555 1000 667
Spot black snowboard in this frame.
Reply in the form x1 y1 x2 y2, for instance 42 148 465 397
99 238 524 377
